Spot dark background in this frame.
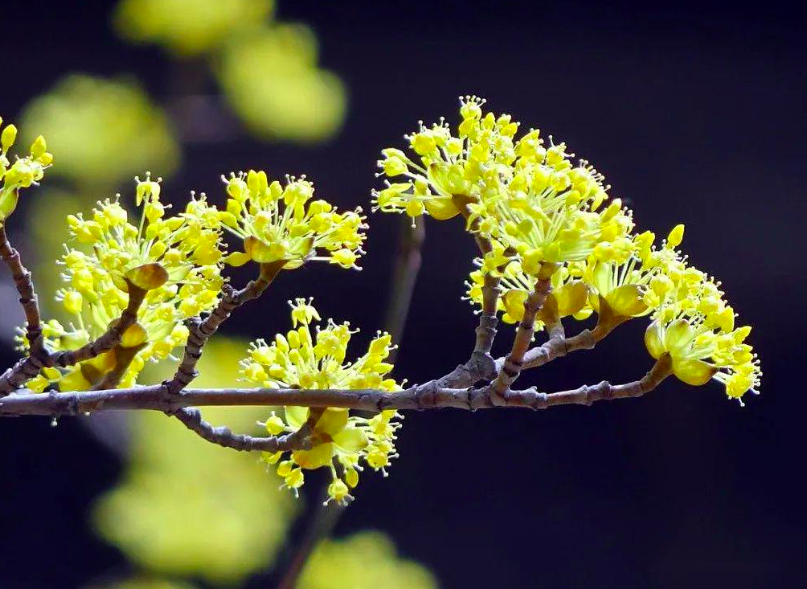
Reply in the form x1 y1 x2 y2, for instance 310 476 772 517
1 1 806 588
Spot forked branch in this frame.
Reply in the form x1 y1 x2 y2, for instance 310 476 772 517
0 355 672 417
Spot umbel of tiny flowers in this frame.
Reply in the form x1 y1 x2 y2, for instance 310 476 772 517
217 170 367 272
639 229 761 402
373 96 634 282
23 175 225 391
377 96 760 402
466 259 590 326
0 117 53 224
241 299 401 504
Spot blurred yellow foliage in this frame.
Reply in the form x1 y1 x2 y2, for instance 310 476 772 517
93 338 296 586
300 532 439 589
87 578 198 589
27 189 86 314
115 0 275 56
21 75 179 188
218 25 347 142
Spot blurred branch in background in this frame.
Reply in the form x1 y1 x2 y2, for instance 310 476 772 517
271 217 426 589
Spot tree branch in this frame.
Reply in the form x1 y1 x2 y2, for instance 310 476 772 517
433 195 504 389
164 260 285 395
0 255 147 394
0 225 42 347
170 406 321 453
491 275 553 398
382 216 425 346
50 284 147 368
0 357 673 417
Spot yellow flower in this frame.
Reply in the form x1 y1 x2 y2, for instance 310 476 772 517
65 174 223 291
580 230 686 319
241 299 401 502
643 272 761 402
0 117 52 223
372 96 496 222
218 170 367 270
374 96 634 273
465 259 589 325
26 175 224 390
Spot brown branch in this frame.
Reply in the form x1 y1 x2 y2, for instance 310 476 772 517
0 259 147 394
0 225 49 396
160 261 286 455
91 343 148 391
0 356 673 417
382 216 425 347
50 284 147 368
170 406 322 453
0 354 50 398
0 225 43 347
491 275 553 399
435 197 504 389
164 260 285 395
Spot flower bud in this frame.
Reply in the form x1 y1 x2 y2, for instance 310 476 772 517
125 262 169 290
1 124 17 152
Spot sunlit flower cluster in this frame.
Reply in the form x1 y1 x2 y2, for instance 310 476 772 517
24 176 224 391
240 299 401 503
218 170 367 270
378 97 760 401
467 259 590 326
0 117 52 224
638 235 760 402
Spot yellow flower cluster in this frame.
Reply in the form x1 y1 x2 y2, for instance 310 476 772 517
298 531 438 589
218 24 348 143
240 299 401 503
0 117 52 224
374 96 631 267
20 76 178 188
114 0 274 56
467 260 590 326
638 237 760 402
27 175 224 391
380 97 760 401
218 171 367 270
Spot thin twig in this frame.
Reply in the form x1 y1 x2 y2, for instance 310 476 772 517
159 261 287 454
492 276 553 399
272 497 343 589
165 260 285 395
50 285 147 368
170 406 321 453
0 234 147 394
0 225 42 346
382 216 425 347
91 343 148 391
435 199 504 389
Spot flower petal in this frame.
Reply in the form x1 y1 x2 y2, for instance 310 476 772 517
673 358 717 386
606 284 648 318
644 320 665 360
